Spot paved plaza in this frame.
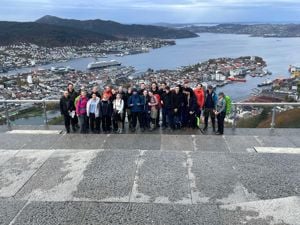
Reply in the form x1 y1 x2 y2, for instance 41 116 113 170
0 128 299 225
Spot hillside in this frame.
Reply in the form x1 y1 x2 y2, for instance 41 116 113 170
258 108 300 128
184 24 300 38
0 22 118 47
237 108 300 128
36 15 198 39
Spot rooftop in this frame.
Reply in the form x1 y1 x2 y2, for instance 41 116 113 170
0 127 300 225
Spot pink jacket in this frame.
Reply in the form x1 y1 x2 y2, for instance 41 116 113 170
76 96 88 116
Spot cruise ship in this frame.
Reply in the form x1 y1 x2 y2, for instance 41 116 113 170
87 60 121 70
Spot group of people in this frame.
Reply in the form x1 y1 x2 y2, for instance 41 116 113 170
60 81 228 135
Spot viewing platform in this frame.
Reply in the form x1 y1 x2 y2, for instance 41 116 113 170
0 127 299 225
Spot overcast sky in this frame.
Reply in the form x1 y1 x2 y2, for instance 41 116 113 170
1 0 300 23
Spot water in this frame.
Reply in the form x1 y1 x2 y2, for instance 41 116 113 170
10 110 61 126
2 33 300 100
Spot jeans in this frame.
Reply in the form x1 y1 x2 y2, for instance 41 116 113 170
63 114 71 133
217 111 226 134
131 111 142 129
89 113 100 133
102 115 111 132
78 115 88 133
204 108 215 129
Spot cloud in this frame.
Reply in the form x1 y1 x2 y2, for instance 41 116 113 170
0 0 300 23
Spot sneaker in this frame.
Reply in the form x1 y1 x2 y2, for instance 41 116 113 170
215 132 223 135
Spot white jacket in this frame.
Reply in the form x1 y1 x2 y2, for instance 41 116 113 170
86 97 100 117
113 99 124 113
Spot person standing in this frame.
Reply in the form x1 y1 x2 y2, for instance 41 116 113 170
67 83 79 132
214 92 226 135
172 85 184 129
112 93 124 133
194 83 205 128
185 89 198 128
151 82 161 127
86 93 101 133
124 87 132 129
60 91 72 133
99 94 113 133
161 86 174 130
203 85 218 132
76 90 88 133
148 91 159 131
88 86 101 99
128 89 142 132
140 90 150 132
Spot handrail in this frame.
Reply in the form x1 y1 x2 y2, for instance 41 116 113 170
0 100 59 103
233 102 300 106
1 100 300 130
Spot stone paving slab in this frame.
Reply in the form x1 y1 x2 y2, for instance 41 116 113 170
219 196 300 225
15 150 98 201
230 153 300 200
160 135 194 151
0 150 19 166
50 134 107 149
103 134 161 150
194 136 229 152
0 199 26 225
11 201 89 225
131 151 191 204
82 202 221 225
0 134 33 149
73 150 139 202
20 134 62 149
0 150 55 197
255 136 296 148
224 136 261 153
288 136 300 147
190 152 257 204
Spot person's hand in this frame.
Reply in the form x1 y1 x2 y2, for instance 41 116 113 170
189 111 193 114
130 104 133 107
174 108 178 113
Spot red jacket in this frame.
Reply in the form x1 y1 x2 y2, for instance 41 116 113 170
194 88 205 108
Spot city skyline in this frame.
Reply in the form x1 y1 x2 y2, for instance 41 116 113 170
1 0 300 24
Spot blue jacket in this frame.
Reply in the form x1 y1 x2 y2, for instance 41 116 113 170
128 94 143 112
204 91 218 109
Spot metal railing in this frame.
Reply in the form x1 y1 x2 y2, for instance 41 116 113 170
0 100 300 129
0 100 59 128
232 102 300 130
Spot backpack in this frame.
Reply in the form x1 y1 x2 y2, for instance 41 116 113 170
154 94 161 109
224 95 232 115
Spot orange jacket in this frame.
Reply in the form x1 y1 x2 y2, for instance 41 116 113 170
194 88 205 108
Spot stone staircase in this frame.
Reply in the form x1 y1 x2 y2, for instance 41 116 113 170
0 128 300 225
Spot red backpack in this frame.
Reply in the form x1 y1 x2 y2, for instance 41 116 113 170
154 94 161 109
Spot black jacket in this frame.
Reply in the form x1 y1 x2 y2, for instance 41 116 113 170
60 96 72 116
172 92 185 110
67 89 78 111
161 92 173 109
186 95 198 112
99 100 113 117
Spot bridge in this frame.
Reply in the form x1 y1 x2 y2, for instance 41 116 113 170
0 101 300 224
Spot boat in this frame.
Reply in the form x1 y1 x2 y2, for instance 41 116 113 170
257 79 273 87
87 60 121 70
50 66 74 73
115 53 124 57
227 76 246 82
